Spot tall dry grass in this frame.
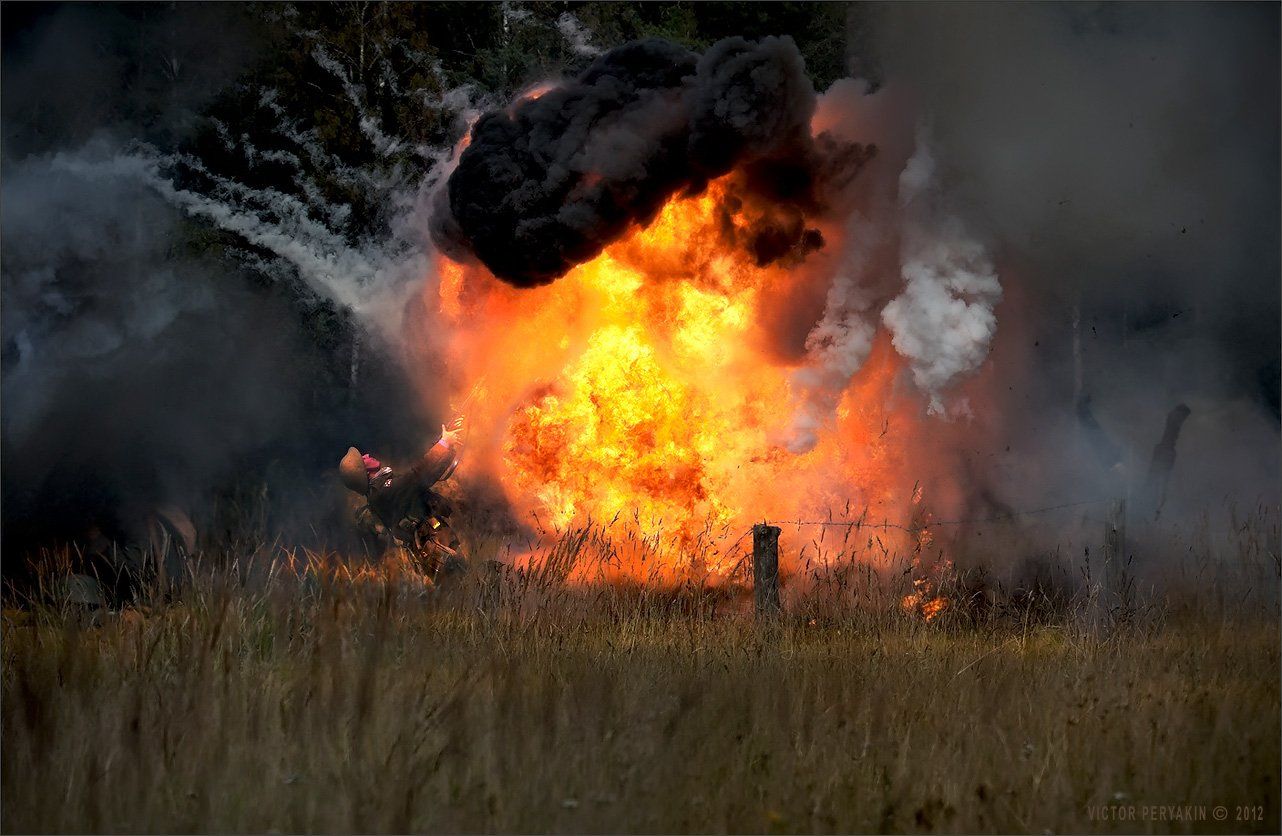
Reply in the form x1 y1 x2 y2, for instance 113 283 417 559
3 508 1278 834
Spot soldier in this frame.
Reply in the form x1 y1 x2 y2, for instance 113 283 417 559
339 418 466 578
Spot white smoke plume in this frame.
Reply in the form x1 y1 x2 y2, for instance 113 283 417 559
31 21 487 345
556 12 601 58
786 216 882 453
44 144 428 339
882 137 1002 415
787 128 1002 450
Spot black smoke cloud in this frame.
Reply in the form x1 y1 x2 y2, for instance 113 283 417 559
435 36 874 287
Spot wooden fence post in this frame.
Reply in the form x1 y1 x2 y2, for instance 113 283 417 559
1103 499 1126 590
753 524 782 619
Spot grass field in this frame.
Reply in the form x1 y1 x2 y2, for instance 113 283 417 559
3 517 1278 834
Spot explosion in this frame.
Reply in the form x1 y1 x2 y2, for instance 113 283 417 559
425 35 1006 582
437 179 932 580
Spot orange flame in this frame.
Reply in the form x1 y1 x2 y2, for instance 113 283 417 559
901 548 955 622
426 177 986 581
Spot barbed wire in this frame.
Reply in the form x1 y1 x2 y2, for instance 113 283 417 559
757 498 1116 533
520 497 1122 564
725 497 1117 553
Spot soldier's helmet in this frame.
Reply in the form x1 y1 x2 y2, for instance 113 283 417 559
339 447 370 494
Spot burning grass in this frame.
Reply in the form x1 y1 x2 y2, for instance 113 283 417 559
3 510 1278 835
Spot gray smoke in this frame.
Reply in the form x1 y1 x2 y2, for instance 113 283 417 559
785 215 882 453
866 2 1279 520
0 5 453 557
1 151 354 533
789 2 1277 528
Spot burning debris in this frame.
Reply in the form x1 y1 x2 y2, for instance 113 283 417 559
901 552 956 624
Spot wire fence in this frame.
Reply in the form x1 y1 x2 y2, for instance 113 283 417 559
721 497 1120 552
755 498 1117 534
713 496 1132 597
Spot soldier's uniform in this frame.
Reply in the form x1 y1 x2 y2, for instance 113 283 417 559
340 439 463 574
366 441 458 541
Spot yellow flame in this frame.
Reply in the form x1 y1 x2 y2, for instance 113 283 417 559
429 176 971 580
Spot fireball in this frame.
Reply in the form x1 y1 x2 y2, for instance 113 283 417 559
419 35 1007 583
429 178 942 581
